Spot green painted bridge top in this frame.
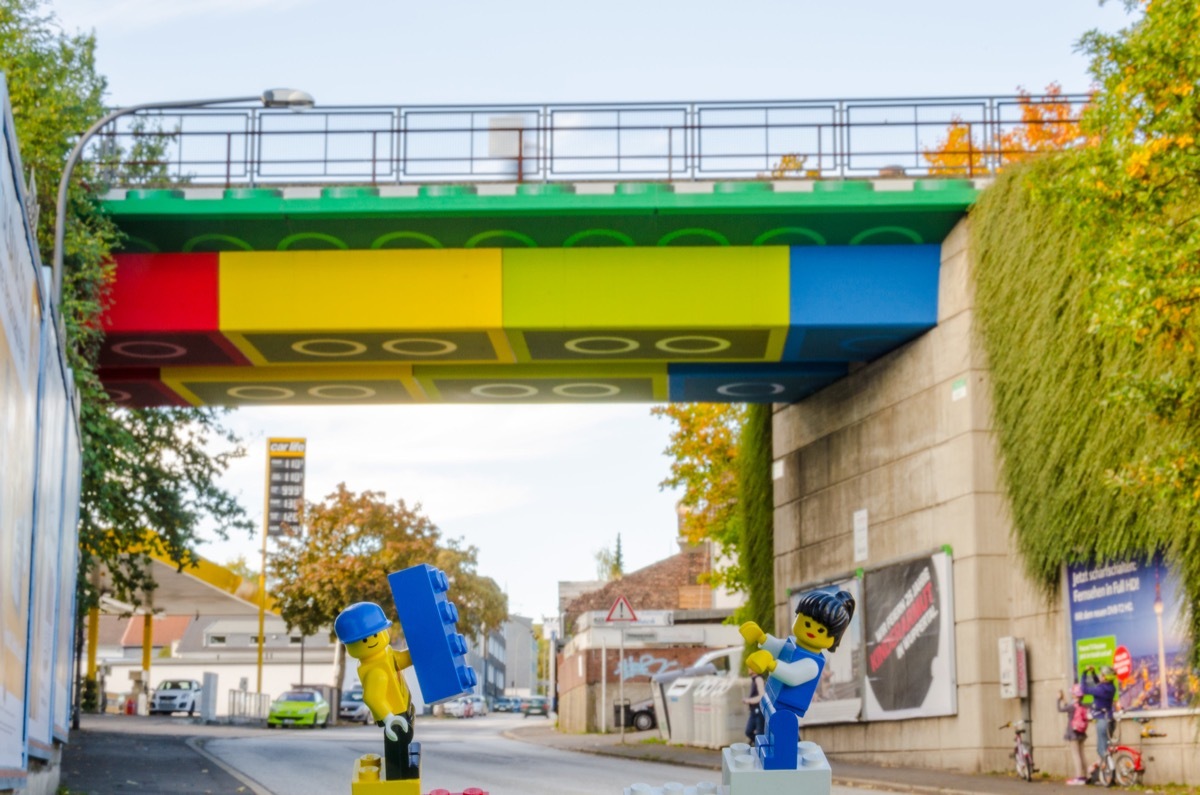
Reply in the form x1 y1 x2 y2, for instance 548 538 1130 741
103 178 978 254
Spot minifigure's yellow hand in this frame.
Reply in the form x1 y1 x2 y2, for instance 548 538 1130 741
739 621 766 645
746 650 777 675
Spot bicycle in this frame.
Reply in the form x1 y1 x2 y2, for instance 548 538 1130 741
999 719 1036 782
1096 713 1167 787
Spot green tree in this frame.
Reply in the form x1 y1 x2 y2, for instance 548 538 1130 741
270 484 506 701
593 533 624 581
223 555 259 582
1070 0 1200 510
1 0 251 611
652 403 746 588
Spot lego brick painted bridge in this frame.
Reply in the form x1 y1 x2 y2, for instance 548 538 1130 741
92 95 1051 406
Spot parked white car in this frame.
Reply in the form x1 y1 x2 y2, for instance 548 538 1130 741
150 679 202 716
443 696 474 718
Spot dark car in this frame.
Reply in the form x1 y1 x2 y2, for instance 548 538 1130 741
339 686 372 724
492 696 518 712
629 697 656 731
520 696 549 717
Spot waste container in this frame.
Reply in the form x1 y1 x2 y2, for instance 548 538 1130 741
650 658 721 741
613 698 632 729
663 677 701 745
691 678 717 748
708 677 749 748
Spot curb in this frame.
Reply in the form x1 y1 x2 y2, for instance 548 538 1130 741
187 736 277 795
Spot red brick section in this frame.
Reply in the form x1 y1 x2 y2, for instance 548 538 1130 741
562 543 712 636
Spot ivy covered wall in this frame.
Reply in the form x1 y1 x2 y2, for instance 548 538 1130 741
737 402 774 637
971 162 1199 672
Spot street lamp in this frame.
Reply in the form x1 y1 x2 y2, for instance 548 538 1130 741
51 88 314 306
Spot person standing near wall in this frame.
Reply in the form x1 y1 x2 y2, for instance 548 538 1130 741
743 671 765 742
1058 684 1089 785
1081 665 1117 778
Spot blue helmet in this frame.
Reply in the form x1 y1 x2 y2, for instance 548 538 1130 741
334 602 390 644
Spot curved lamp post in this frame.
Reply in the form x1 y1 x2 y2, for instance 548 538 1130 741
51 88 314 306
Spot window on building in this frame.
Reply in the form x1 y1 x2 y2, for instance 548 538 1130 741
290 636 303 645
207 635 226 647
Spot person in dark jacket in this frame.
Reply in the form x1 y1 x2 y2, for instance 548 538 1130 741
1080 665 1117 775
742 672 766 742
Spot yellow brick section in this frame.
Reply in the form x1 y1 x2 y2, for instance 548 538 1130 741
219 250 503 332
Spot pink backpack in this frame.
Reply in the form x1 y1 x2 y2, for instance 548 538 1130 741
1070 704 1089 734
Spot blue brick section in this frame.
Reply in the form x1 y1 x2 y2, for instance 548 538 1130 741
388 564 478 704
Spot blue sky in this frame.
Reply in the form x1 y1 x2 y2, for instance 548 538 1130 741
47 0 1136 622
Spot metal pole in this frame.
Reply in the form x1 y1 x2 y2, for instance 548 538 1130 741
600 635 606 733
619 626 625 744
257 443 270 694
52 95 260 308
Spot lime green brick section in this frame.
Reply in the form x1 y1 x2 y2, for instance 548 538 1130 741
502 247 789 328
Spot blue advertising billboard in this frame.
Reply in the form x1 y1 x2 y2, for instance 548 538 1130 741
1067 555 1191 712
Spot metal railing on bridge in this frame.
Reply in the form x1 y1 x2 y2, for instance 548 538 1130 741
91 94 1089 189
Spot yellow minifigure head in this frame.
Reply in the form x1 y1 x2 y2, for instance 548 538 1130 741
791 589 856 653
344 629 390 660
334 602 392 659
792 613 836 652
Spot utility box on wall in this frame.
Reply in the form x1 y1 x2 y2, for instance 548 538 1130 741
998 636 1028 699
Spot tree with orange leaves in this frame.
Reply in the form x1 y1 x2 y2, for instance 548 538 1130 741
924 84 1084 176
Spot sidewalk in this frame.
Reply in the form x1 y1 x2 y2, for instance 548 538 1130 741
60 716 263 794
505 724 1086 795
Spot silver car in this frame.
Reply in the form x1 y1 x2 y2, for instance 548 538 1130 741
339 686 372 724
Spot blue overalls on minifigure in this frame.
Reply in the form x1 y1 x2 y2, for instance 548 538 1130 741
335 602 421 782
739 588 855 770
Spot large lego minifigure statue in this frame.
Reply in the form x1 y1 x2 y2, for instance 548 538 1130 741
739 588 855 770
337 565 479 795
335 602 420 781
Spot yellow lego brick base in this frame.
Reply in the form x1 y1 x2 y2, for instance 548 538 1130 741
351 754 421 795
351 779 421 795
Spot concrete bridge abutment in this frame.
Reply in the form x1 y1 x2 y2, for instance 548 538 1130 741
769 218 1198 781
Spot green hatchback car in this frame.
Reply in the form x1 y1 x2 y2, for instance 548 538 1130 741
267 689 330 728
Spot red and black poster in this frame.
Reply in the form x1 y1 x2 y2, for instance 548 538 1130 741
862 552 956 720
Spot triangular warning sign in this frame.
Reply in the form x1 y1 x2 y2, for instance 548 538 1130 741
606 595 637 622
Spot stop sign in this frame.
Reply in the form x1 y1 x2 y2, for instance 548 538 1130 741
1112 646 1133 681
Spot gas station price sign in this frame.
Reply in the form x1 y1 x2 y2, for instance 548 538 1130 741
266 437 306 536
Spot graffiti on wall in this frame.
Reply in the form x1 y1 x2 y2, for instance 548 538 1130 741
618 653 681 681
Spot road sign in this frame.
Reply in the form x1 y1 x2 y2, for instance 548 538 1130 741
605 595 637 622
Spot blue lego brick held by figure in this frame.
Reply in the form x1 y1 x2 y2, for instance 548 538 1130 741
388 564 478 704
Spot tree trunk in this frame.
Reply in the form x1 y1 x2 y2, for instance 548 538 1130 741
332 636 347 726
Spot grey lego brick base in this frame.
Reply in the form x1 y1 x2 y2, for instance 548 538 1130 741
624 741 832 795
722 741 831 795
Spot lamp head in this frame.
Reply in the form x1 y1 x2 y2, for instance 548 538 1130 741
261 88 315 109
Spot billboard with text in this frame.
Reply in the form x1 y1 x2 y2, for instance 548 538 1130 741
1067 555 1192 712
